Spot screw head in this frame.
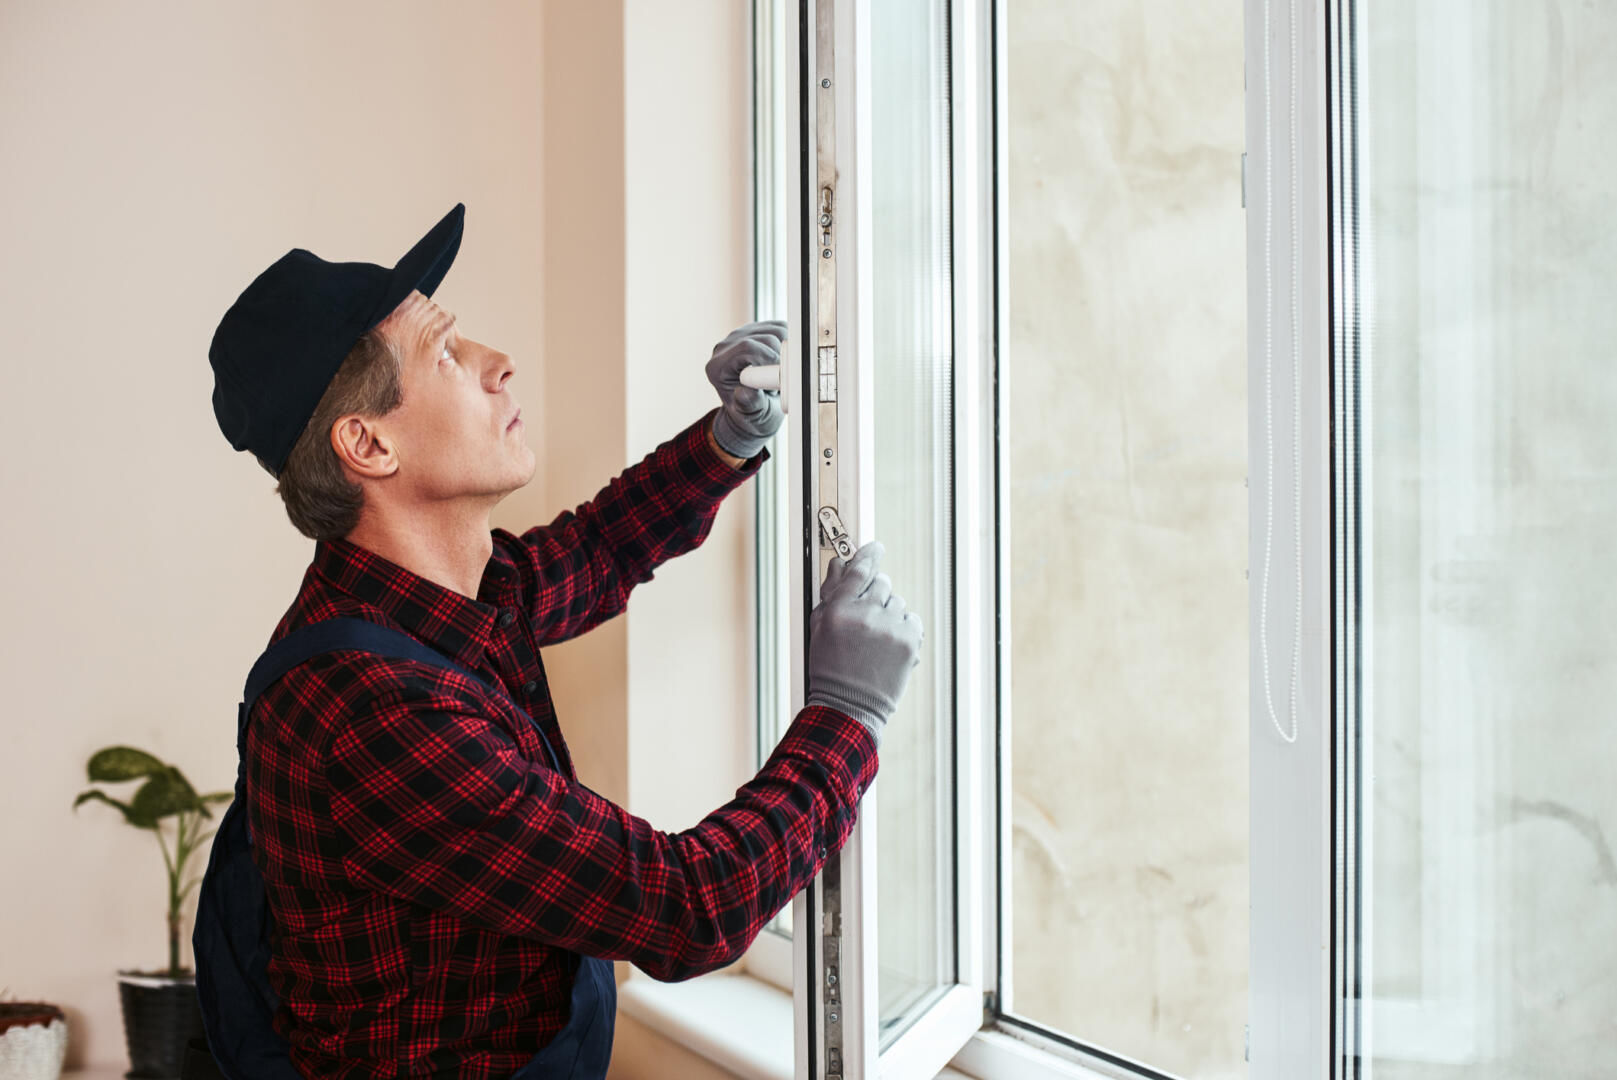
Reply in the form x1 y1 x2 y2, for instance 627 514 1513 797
821 78 832 88
822 249 832 258
823 448 833 458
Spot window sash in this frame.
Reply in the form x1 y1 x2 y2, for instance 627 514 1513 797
750 0 1354 1077
779 1 990 1077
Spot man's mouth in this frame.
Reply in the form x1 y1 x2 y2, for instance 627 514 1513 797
507 409 523 430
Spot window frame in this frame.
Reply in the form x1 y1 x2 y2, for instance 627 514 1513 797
1244 0 1334 1077
781 0 988 1077
743 0 800 994
725 1 1355 1079
1327 0 1493 1070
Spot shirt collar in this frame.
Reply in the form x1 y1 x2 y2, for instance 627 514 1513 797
310 536 522 671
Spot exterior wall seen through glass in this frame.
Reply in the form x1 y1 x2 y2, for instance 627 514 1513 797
1349 3 1617 1076
1008 2 1249 1077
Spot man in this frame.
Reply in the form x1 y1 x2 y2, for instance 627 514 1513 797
205 203 923 1079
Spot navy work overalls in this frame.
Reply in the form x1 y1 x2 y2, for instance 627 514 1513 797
188 616 615 1080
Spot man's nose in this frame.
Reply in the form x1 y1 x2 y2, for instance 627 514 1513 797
487 347 515 389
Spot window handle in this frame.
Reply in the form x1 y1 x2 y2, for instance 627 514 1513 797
739 350 790 415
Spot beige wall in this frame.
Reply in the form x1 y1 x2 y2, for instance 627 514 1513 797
0 2 755 1076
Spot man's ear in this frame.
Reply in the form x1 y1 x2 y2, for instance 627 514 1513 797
332 414 399 480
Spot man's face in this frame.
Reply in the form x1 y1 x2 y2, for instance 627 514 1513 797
359 290 534 503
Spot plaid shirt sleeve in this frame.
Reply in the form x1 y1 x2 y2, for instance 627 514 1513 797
324 686 877 982
512 405 768 645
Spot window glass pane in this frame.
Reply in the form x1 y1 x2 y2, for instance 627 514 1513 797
1344 4 1617 1076
1005 2 1248 1076
870 0 958 1047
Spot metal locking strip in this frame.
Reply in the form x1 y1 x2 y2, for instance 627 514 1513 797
813 0 847 1076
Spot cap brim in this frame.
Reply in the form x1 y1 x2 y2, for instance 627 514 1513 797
367 202 465 330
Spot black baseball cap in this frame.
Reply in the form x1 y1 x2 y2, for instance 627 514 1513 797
209 202 465 479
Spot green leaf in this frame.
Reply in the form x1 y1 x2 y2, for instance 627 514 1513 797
73 788 158 829
87 747 167 783
130 768 202 822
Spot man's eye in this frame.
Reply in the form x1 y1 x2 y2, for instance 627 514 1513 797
441 344 453 362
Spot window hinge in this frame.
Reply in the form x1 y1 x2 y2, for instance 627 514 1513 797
983 989 999 1023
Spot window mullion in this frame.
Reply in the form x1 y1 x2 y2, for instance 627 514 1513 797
1244 0 1335 1077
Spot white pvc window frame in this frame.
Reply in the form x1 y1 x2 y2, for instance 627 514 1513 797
745 0 800 992
738 0 1360 1078
1327 2 1490 1072
782 0 989 1077
1245 0 1335 1077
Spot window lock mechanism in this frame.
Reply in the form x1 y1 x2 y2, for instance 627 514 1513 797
818 507 855 562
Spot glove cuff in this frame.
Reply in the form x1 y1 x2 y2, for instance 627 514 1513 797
711 408 766 461
804 690 886 752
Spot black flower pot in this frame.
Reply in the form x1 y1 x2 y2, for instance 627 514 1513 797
116 971 206 1079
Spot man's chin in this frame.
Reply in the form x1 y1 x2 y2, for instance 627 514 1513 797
498 456 538 497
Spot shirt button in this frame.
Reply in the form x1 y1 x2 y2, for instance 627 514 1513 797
818 844 828 860
498 609 516 628
524 679 538 694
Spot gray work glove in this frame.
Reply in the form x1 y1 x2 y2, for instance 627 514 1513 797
804 540 925 752
705 320 787 459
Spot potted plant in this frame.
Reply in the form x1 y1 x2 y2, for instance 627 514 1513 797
0 988 68 1080
73 746 232 1078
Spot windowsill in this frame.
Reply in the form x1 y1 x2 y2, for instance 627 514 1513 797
621 968 1128 1080
618 968 795 1080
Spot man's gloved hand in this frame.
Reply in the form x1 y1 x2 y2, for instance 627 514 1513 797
804 540 925 752
705 320 787 460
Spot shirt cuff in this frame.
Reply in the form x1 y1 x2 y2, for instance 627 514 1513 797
785 703 880 802
690 406 771 486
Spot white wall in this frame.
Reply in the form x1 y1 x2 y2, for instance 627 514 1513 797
623 0 756 847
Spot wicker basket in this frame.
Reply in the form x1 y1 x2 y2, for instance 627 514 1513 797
117 971 207 1079
0 1002 68 1080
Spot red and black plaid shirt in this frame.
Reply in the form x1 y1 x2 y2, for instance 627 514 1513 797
244 407 878 1079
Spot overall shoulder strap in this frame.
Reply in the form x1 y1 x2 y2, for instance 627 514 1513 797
240 616 563 773
243 616 494 707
